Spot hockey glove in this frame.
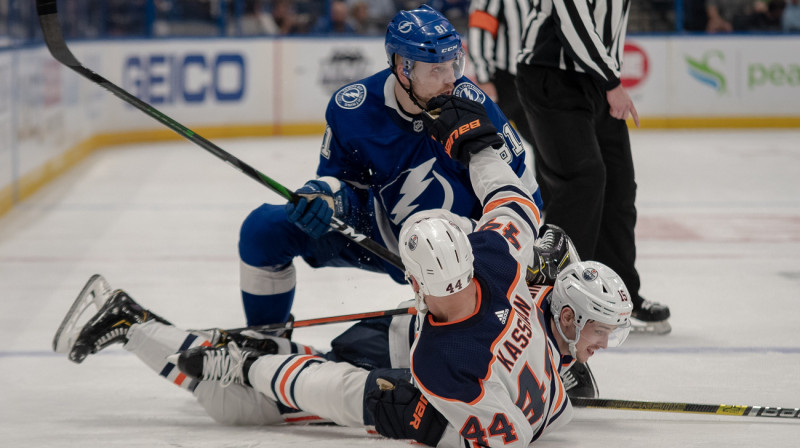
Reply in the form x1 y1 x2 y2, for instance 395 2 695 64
365 377 447 447
285 177 348 239
526 224 574 285
422 95 504 166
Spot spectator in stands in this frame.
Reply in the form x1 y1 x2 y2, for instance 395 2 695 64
349 1 382 35
107 0 148 36
428 0 470 34
705 0 783 31
347 0 393 35
247 0 305 35
310 0 356 35
783 0 800 30
347 0 396 24
684 0 711 31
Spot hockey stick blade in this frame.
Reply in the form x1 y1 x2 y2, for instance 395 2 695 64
36 0 404 271
571 397 800 420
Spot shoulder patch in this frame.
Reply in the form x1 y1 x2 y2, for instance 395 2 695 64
335 83 367 109
453 83 486 104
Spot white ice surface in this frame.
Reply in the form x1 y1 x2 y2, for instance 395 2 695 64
1 131 799 447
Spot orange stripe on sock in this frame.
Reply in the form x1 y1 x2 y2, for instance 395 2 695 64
201 340 212 347
469 11 499 37
283 415 324 423
174 372 187 386
279 356 317 408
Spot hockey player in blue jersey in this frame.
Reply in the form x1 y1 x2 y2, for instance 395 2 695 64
238 5 541 327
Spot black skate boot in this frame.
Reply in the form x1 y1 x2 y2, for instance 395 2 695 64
631 298 671 335
561 362 598 399
173 341 274 387
68 290 170 364
210 328 282 353
53 274 114 354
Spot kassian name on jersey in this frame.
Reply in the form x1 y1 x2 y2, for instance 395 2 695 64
497 295 534 372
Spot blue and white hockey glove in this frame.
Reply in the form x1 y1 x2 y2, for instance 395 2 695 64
285 177 348 239
422 94 504 166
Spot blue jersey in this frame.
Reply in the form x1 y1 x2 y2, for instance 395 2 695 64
318 68 539 256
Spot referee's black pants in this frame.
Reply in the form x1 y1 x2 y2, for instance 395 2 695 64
516 64 642 305
491 69 535 146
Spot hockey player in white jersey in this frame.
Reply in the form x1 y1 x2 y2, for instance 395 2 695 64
54 93 632 446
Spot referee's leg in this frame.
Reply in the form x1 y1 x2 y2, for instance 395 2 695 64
516 66 605 259
594 112 642 302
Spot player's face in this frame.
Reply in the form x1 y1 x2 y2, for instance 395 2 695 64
574 321 617 363
410 60 458 105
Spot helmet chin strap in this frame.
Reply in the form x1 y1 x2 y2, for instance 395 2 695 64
554 317 583 359
392 71 432 116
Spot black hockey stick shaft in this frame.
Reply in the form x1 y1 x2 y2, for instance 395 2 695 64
571 397 800 420
226 306 416 333
35 0 404 271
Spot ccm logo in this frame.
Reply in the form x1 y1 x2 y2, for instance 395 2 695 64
409 394 430 429
444 119 481 153
441 45 458 53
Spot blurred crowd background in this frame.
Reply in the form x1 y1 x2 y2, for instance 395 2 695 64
2 0 799 44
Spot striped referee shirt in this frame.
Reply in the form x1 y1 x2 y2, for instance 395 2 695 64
518 0 631 90
468 0 530 83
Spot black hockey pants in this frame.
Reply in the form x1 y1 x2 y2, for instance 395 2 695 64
516 64 642 304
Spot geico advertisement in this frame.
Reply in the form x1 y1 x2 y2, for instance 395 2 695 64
89 39 274 129
671 37 800 116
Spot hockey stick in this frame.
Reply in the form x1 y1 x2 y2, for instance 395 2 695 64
226 306 417 333
571 397 800 420
35 0 404 271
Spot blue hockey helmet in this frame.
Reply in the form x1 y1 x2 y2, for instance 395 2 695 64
385 5 464 78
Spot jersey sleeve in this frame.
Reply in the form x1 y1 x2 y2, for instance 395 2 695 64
552 0 624 89
469 150 542 267
478 88 542 210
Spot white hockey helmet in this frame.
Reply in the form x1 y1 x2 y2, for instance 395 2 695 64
398 215 474 305
550 261 633 356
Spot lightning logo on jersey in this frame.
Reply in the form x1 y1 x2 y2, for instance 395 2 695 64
381 158 455 225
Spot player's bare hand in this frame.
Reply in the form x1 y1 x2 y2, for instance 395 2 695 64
606 84 640 128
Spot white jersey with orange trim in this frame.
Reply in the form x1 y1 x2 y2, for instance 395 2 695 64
410 151 573 447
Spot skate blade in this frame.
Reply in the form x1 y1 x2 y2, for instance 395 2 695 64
52 274 113 353
630 317 672 335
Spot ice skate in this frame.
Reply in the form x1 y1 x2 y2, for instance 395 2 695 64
53 274 114 354
67 289 170 364
527 225 575 285
206 327 282 353
561 362 598 399
630 299 671 335
172 341 274 387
